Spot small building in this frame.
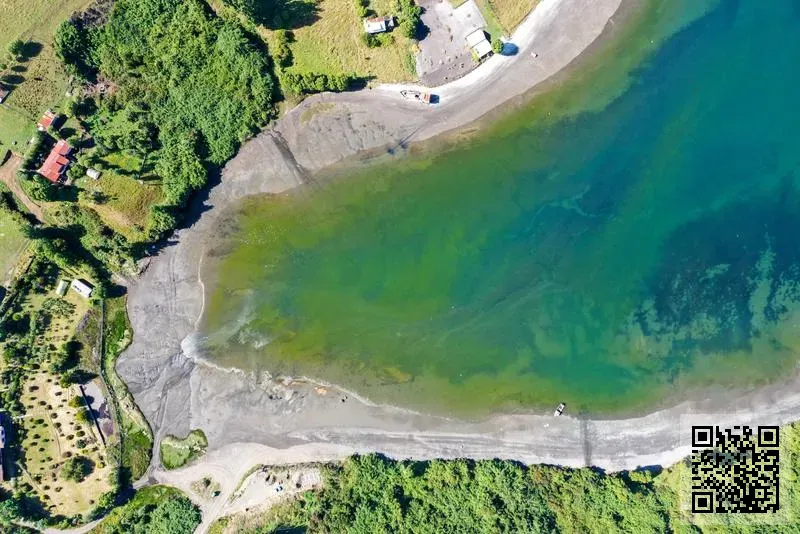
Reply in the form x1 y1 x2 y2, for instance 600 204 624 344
0 424 5 481
70 278 94 299
37 139 73 184
37 109 61 131
466 28 492 61
86 168 101 180
364 16 394 34
0 85 10 103
55 279 70 296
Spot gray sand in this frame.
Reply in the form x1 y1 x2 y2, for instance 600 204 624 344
118 0 800 484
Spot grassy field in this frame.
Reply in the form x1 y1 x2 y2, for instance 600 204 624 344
76 153 162 241
257 0 418 82
0 0 91 118
160 429 208 470
0 192 28 283
0 106 36 154
489 0 539 33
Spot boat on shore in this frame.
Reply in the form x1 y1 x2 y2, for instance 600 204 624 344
400 89 433 104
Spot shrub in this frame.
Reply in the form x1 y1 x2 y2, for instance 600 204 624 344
60 456 92 482
272 30 294 69
282 72 354 95
395 0 421 39
492 37 504 54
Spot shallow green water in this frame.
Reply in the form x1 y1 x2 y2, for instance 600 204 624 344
201 1 800 415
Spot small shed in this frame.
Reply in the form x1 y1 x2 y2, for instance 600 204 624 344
37 109 61 131
466 28 492 60
86 168 101 180
55 279 69 296
364 16 394 34
0 85 10 103
70 278 94 299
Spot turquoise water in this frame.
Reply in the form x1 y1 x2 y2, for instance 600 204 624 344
201 1 800 415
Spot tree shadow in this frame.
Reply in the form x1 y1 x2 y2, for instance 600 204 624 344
414 20 430 40
256 0 321 30
11 64 27 73
2 73 25 86
347 75 377 91
21 41 44 61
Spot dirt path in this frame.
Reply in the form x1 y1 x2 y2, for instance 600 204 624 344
0 153 44 222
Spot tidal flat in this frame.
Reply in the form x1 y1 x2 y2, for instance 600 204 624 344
199 1 800 416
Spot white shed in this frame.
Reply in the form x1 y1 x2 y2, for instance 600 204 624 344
71 279 94 299
86 168 101 180
55 279 69 296
364 16 394 34
466 28 492 60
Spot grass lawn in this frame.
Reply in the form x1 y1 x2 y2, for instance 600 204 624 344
0 106 36 154
76 152 162 240
258 0 418 83
489 0 539 33
0 0 92 116
0 193 28 283
160 429 208 470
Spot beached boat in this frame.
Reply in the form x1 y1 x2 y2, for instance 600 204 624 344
400 89 432 104
553 402 566 416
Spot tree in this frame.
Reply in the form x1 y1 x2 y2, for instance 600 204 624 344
61 456 92 482
148 496 202 534
492 37 504 54
7 39 24 60
0 497 22 525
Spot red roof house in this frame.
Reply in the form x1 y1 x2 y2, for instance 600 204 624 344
38 139 73 183
37 110 61 131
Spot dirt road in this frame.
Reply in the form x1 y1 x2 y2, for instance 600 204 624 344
0 153 44 222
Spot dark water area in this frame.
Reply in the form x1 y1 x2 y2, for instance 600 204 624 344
200 1 800 416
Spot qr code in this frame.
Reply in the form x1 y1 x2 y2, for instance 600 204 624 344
690 425 780 514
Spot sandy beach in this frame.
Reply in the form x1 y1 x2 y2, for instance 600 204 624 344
114 0 800 506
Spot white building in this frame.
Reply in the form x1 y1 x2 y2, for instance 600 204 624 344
466 28 492 60
71 279 94 299
86 168 101 180
364 16 394 34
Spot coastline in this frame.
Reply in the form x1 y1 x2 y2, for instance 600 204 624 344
113 0 778 496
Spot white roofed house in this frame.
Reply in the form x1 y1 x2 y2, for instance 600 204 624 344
466 28 493 61
70 278 94 299
364 15 394 34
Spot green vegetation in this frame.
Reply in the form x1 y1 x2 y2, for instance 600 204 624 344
218 422 800 533
0 187 29 281
61 456 93 482
0 0 88 140
102 297 153 481
487 0 539 33
254 0 419 86
89 485 201 534
159 429 208 470
56 0 276 241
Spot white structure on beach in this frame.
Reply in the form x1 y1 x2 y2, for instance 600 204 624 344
71 279 94 299
466 28 492 60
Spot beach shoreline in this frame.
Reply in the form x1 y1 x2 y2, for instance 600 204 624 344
113 0 791 496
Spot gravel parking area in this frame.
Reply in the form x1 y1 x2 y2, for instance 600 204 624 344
416 0 487 85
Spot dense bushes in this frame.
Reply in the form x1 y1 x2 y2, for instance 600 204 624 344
395 0 421 39
282 71 354 94
57 0 277 240
61 456 92 482
272 29 294 68
93 486 201 534
253 454 679 533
